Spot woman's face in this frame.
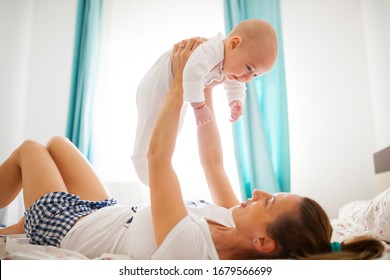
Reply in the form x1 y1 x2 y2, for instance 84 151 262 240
232 190 302 238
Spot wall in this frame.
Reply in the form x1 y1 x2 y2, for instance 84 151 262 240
0 0 33 161
23 0 77 143
0 0 77 225
280 0 386 218
361 0 390 152
0 0 76 162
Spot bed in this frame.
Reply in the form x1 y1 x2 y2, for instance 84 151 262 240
330 188 390 259
0 234 132 260
1 148 390 260
1 189 389 260
330 145 390 259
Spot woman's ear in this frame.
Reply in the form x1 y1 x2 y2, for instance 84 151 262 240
229 36 242 49
253 236 276 253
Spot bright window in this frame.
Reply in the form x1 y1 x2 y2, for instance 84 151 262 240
93 0 241 202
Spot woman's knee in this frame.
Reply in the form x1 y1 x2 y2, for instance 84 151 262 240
46 136 70 151
12 139 46 163
18 139 45 153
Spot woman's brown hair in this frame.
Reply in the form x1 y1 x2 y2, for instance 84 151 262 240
267 197 384 259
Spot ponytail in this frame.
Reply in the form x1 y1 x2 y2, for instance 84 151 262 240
302 236 384 260
268 197 384 260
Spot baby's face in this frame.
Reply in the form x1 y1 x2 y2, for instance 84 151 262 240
223 41 277 83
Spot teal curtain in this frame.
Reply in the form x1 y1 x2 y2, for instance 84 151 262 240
224 0 290 199
67 0 103 161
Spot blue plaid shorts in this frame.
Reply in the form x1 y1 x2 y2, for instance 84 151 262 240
24 192 118 247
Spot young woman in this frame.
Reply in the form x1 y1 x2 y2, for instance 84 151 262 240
0 38 384 259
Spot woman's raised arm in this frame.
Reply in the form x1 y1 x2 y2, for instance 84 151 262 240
147 38 203 246
197 85 240 209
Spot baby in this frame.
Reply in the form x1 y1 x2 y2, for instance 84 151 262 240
132 19 278 186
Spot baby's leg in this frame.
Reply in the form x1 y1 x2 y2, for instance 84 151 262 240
46 136 110 201
0 140 67 211
132 50 173 186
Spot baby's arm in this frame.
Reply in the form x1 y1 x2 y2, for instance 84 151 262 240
192 102 213 126
229 100 243 122
181 36 222 126
224 80 246 122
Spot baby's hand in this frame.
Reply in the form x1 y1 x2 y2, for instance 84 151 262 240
229 101 243 122
194 104 213 126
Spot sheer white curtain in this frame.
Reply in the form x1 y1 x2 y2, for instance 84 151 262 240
93 0 240 201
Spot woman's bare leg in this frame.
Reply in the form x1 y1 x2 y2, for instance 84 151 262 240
0 137 110 234
0 151 22 208
0 140 67 210
0 217 24 235
0 140 68 234
46 136 110 201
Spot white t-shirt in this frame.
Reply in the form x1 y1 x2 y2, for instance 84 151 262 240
60 200 236 259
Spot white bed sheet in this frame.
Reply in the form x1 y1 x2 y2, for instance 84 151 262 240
331 188 390 242
331 188 390 260
0 234 132 260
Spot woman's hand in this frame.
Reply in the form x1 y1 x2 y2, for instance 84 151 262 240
171 37 206 83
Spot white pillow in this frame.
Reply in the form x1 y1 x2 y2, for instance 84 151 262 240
336 189 390 242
